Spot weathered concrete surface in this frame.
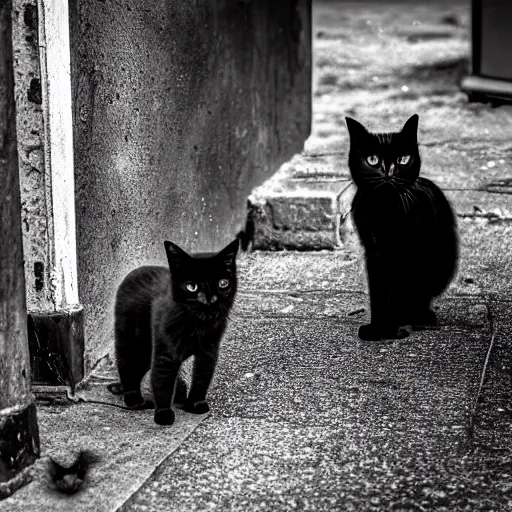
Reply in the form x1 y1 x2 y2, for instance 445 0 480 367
5 241 511 509
474 300 512 454
248 155 356 250
69 0 312 370
12 0 51 312
12 0 80 313
121 251 512 511
2 358 207 512
0 0 40 493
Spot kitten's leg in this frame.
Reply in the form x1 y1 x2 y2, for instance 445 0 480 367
172 377 188 407
359 255 393 340
151 361 180 426
183 349 219 415
359 256 408 341
115 318 149 408
382 279 410 339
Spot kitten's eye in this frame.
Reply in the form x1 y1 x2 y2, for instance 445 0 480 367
398 155 411 165
185 282 198 293
366 155 380 166
218 279 229 289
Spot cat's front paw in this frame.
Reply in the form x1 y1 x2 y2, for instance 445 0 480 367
154 408 175 426
388 327 410 339
358 324 410 341
183 400 210 415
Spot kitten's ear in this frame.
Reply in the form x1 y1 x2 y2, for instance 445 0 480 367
216 238 239 267
164 241 190 269
345 117 369 144
401 114 419 142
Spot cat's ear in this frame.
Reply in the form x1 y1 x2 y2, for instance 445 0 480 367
345 117 369 144
401 114 419 142
216 238 239 267
164 241 190 269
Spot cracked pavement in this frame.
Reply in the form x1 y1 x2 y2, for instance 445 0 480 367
123 1 512 510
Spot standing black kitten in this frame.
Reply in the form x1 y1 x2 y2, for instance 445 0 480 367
346 114 458 341
114 238 238 425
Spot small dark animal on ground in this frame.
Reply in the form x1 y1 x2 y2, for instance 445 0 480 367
113 238 239 425
346 114 458 341
48 450 98 495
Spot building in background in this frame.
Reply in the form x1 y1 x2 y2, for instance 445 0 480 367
462 0 512 103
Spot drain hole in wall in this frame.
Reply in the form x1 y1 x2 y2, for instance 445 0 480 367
34 262 44 291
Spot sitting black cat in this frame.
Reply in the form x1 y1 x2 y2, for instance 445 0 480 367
346 114 458 340
113 238 238 425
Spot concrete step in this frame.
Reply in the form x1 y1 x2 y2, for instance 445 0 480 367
247 152 357 251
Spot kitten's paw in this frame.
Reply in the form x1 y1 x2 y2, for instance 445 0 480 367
358 324 410 341
154 408 175 426
124 390 145 409
381 326 410 340
107 382 123 395
391 327 410 339
358 324 382 341
183 400 210 415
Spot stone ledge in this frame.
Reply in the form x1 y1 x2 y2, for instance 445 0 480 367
247 153 357 250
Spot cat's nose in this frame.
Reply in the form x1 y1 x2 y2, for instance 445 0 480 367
388 163 396 177
197 292 208 304
209 295 218 304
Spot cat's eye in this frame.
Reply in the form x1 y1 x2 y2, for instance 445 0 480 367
398 155 411 165
366 155 380 166
218 279 229 289
185 282 198 293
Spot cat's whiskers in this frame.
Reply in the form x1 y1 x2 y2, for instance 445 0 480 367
402 192 413 215
370 178 387 190
388 180 409 214
402 188 421 209
389 178 422 214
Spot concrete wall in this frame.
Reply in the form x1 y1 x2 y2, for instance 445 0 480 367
69 0 312 370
